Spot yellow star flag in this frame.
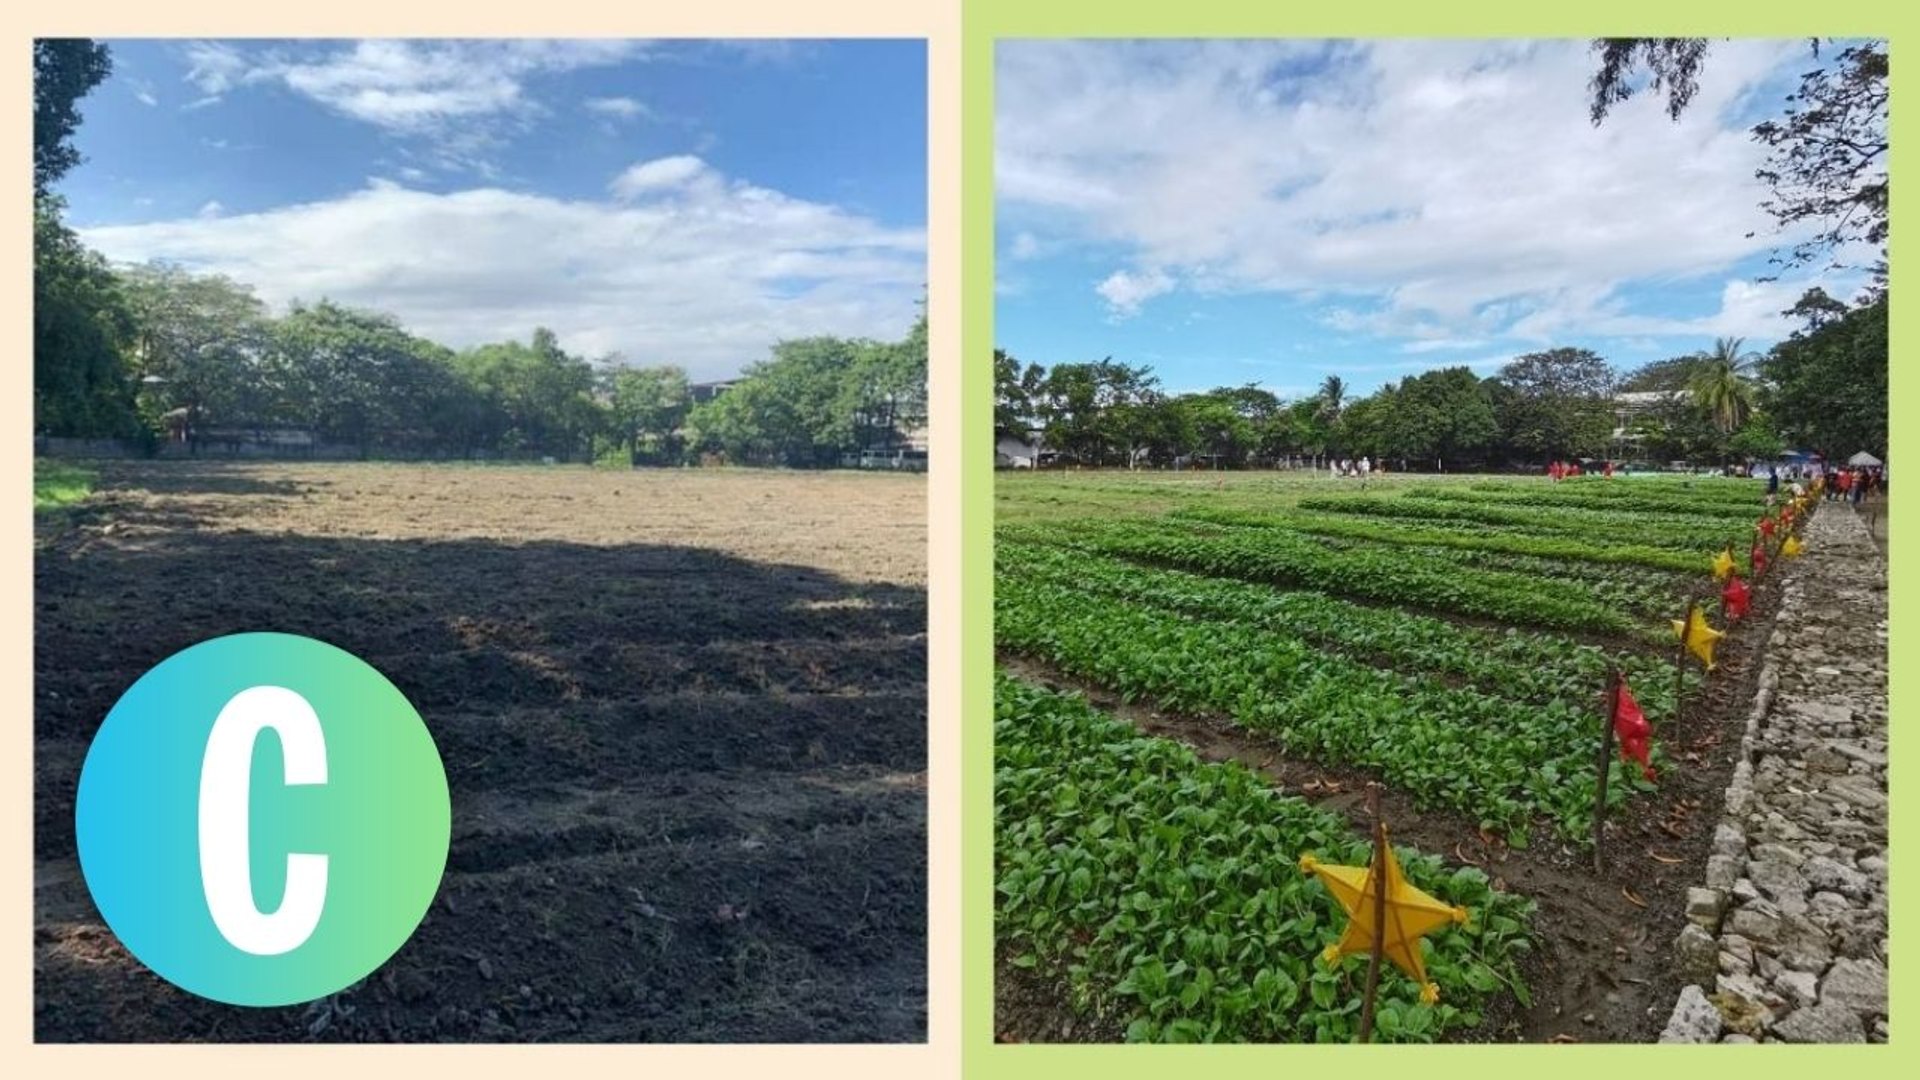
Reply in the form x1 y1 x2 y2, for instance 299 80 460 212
1711 548 1736 581
1672 603 1725 670
1299 837 1468 1005
1782 534 1805 557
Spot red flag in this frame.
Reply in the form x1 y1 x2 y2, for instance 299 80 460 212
1751 541 1767 575
1612 678 1655 781
1723 574 1751 620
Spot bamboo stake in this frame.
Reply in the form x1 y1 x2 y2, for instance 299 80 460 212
1673 600 1689 748
1356 782 1387 1044
1592 668 1620 873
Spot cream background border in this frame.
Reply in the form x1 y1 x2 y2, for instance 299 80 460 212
0 4 960 1075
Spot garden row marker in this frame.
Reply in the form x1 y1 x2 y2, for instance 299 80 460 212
1297 790 1467 1043
1358 783 1387 1044
1590 669 1620 873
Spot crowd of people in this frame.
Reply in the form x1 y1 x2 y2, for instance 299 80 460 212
1536 456 1886 508
1547 459 1614 480
1819 465 1886 506
1329 456 1381 478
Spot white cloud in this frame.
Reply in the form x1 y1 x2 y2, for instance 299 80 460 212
997 39 1853 346
172 39 647 171
609 155 714 199
1095 267 1174 317
1400 338 1489 354
182 40 250 98
584 96 651 120
398 166 430 182
80 164 925 382
197 200 225 218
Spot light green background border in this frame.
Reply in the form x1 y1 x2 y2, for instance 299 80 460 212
961 0 1908 1070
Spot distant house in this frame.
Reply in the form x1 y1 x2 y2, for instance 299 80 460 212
996 432 1041 469
1611 389 1687 444
689 380 739 404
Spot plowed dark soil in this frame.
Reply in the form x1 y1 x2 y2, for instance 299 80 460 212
35 461 926 1043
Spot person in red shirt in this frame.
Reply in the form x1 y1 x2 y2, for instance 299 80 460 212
1604 460 1615 479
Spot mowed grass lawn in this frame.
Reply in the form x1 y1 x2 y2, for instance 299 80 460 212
34 460 95 513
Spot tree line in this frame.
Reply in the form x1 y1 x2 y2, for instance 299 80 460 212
995 301 1886 471
34 39 926 467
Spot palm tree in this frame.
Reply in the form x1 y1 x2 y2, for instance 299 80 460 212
1316 375 1346 424
1316 375 1348 460
1688 337 1760 434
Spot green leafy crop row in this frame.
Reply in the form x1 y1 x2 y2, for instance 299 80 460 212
996 573 1662 841
1016 517 1650 639
1171 504 1716 575
996 675 1537 1043
996 540 1697 714
1294 495 1746 553
1410 484 1763 521
1488 476 1768 506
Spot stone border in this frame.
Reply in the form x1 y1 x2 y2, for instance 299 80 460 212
1659 505 1889 1044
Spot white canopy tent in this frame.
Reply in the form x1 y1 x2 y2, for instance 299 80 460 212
1848 451 1884 467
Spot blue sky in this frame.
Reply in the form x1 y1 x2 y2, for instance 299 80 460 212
995 39 1872 399
62 39 927 380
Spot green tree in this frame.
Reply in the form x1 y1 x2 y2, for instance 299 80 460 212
1177 390 1256 467
1618 355 1703 393
34 39 112 197
1133 392 1196 466
1725 414 1785 462
607 364 691 463
1033 359 1157 466
1589 38 1887 281
119 264 271 444
1284 397 1331 460
995 348 1047 441
1378 366 1499 468
843 311 927 456
1782 286 1850 333
688 337 857 466
1687 336 1760 435
1752 42 1887 279
270 302 449 457
1763 292 1886 460
33 38 133 438
1586 38 1709 124
1336 390 1393 462
33 202 136 437
1494 347 1616 460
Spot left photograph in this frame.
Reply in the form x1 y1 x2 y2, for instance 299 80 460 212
34 38 928 1042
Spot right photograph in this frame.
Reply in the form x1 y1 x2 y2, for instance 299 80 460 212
990 38 1887 1045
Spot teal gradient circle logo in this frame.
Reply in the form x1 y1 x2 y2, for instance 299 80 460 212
75 633 450 1006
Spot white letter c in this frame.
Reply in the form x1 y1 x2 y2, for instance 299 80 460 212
198 685 329 956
